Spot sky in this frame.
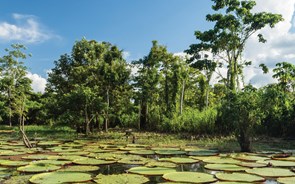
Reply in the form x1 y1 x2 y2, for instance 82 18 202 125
0 0 295 93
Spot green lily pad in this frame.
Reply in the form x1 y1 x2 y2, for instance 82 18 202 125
246 167 295 177
58 151 89 156
22 154 52 160
215 172 265 182
151 147 180 151
58 165 99 172
203 157 241 164
1 160 29 167
29 172 92 184
32 160 71 166
37 141 61 146
73 158 116 165
187 150 218 156
88 153 118 160
213 182 251 184
2 174 33 184
145 161 177 168
0 151 26 156
237 162 267 168
273 156 295 161
94 174 149 184
205 164 247 172
128 166 176 176
232 154 268 162
163 172 217 183
117 155 150 165
277 177 295 184
47 155 87 161
129 150 155 155
257 160 295 167
0 167 7 171
159 157 199 164
155 150 186 155
17 164 61 173
126 144 148 148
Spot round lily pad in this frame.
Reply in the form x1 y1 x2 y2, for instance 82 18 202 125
129 150 155 155
237 162 267 168
232 154 268 162
159 157 199 164
151 147 180 151
58 165 99 172
257 160 295 167
273 156 295 162
2 174 33 184
73 158 116 165
145 161 177 168
1 160 29 167
155 150 186 155
277 176 295 184
203 157 240 164
163 172 217 183
0 167 7 171
246 168 295 177
17 164 61 173
22 155 52 160
205 164 247 172
118 157 149 165
187 150 218 156
128 166 176 176
29 172 92 184
32 160 71 166
215 172 265 182
94 174 149 184
37 141 61 146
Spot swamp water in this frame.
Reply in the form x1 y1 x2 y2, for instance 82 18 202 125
0 138 294 183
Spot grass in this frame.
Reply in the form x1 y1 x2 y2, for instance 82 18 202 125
0 125 295 153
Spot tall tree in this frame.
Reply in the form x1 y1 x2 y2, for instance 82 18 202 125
186 0 283 152
0 44 33 147
186 0 283 93
273 62 295 92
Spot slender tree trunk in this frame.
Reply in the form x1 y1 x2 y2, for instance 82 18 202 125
105 88 110 132
85 105 90 135
8 87 12 127
140 99 148 130
180 79 185 115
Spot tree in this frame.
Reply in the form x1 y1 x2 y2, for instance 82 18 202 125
0 44 33 147
186 0 283 93
186 0 283 152
273 62 295 92
46 38 131 134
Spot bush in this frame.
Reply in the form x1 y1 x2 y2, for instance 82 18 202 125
160 107 217 135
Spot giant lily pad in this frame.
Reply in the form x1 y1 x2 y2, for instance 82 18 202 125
17 163 60 173
145 161 177 168
32 160 71 166
237 162 267 168
1 160 29 167
58 165 99 172
205 164 247 172
73 158 116 165
94 174 149 184
163 172 217 183
232 154 268 162
215 172 265 182
29 172 92 184
277 177 295 184
128 166 176 176
159 157 199 164
203 157 240 164
257 160 295 167
2 174 33 184
37 141 61 146
129 150 155 155
155 150 186 155
246 168 295 177
22 155 52 160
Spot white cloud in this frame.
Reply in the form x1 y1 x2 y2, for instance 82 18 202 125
26 72 47 93
0 13 57 44
244 0 295 87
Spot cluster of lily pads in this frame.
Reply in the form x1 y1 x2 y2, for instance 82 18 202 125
0 139 294 183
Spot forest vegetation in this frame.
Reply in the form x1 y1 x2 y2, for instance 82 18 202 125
0 0 295 153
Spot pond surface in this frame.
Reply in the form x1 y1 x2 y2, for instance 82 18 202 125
0 138 294 183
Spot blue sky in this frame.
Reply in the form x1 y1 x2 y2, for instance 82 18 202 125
0 0 213 77
1 0 295 92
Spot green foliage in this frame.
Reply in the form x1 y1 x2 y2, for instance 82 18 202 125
160 107 217 134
